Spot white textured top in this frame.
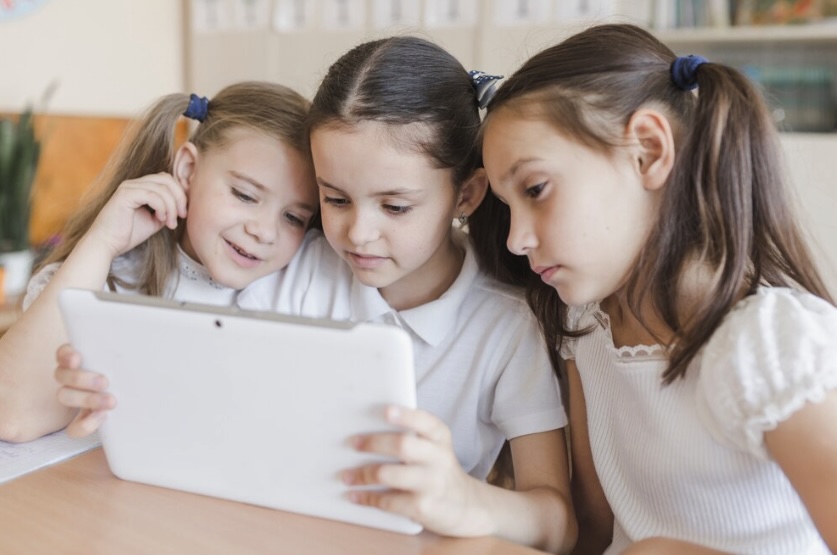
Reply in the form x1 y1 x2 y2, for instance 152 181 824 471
23 246 238 310
238 230 568 480
562 288 836 554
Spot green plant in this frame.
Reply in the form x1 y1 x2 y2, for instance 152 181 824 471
0 106 41 253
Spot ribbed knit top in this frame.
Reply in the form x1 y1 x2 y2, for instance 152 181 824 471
562 288 836 554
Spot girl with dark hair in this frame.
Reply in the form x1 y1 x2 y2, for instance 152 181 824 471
53 37 576 551
479 23 837 554
0 81 318 443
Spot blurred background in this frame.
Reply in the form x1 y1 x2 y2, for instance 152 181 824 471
0 0 835 300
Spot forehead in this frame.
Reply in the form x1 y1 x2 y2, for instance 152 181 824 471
310 121 449 187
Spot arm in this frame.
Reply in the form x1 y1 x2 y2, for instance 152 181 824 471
343 407 576 553
620 391 837 554
764 388 837 551
566 359 614 555
0 174 186 442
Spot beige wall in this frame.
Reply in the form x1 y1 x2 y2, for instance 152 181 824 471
0 0 184 116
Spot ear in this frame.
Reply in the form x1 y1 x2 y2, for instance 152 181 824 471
455 168 489 218
626 109 675 191
172 141 199 188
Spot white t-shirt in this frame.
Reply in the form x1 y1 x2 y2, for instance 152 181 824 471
23 245 238 310
238 229 568 480
562 287 836 554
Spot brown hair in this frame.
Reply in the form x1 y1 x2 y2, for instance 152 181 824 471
306 36 481 189
41 81 311 296
476 24 833 383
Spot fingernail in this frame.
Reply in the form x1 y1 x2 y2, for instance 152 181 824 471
386 405 401 421
341 471 355 485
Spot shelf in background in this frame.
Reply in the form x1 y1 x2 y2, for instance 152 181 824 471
656 22 837 44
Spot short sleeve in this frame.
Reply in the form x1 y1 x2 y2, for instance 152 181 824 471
697 288 837 460
22 262 62 311
492 308 568 439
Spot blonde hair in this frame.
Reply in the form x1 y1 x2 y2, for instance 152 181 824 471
42 81 311 296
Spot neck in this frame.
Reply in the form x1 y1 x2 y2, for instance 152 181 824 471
380 236 464 311
601 292 673 349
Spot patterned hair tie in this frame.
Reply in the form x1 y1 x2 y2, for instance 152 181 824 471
469 70 504 109
183 93 210 122
671 55 708 91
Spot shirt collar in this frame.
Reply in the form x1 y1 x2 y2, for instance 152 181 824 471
349 229 479 346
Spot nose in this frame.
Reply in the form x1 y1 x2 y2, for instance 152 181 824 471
346 208 379 247
244 208 278 244
506 209 537 256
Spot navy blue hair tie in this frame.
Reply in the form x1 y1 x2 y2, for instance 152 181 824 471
469 70 504 109
184 93 210 122
671 55 708 91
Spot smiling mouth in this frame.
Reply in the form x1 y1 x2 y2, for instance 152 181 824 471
226 240 260 261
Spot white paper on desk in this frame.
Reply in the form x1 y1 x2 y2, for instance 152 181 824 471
0 430 101 484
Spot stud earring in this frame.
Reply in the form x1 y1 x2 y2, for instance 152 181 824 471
458 212 468 226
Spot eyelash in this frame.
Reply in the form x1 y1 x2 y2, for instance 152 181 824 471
525 183 546 199
384 204 412 215
232 188 256 203
284 213 305 227
323 196 413 216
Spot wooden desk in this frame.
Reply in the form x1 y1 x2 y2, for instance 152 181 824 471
0 448 548 554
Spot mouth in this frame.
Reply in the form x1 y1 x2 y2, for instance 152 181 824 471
347 251 387 269
225 239 261 262
532 264 561 282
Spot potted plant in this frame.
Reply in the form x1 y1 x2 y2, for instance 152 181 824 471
0 105 41 297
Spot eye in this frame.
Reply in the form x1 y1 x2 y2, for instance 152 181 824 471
384 204 413 215
525 182 546 199
323 196 348 207
232 188 256 203
284 213 306 227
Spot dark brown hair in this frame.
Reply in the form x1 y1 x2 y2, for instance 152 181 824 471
42 81 312 296
475 24 833 383
307 36 481 189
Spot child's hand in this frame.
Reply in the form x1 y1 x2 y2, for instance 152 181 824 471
53 344 116 437
342 406 494 538
86 173 188 259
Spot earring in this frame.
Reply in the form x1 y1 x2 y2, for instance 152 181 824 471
458 212 468 226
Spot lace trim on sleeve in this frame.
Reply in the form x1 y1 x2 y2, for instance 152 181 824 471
697 288 837 459
22 262 63 311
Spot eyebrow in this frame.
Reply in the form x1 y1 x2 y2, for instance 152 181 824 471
317 178 422 197
233 171 318 212
230 170 267 192
499 157 543 184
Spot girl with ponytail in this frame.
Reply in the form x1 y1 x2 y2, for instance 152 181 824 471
477 23 837 554
0 81 318 442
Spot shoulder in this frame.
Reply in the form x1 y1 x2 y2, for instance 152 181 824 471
697 287 837 458
237 230 350 310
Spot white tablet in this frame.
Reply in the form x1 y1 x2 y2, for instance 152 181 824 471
58 288 421 534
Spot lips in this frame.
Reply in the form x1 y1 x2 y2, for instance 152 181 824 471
347 251 387 269
224 239 263 268
532 264 560 283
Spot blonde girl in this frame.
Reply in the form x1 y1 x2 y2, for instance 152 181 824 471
0 81 318 443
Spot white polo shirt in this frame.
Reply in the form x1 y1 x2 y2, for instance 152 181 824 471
238 229 567 479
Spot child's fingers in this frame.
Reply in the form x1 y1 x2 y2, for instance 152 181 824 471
56 385 116 411
54 366 108 391
346 489 421 522
66 409 107 438
343 462 430 491
56 343 82 369
137 172 189 219
352 431 437 464
385 406 453 446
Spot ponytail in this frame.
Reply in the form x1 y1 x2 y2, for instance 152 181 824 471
40 94 187 296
